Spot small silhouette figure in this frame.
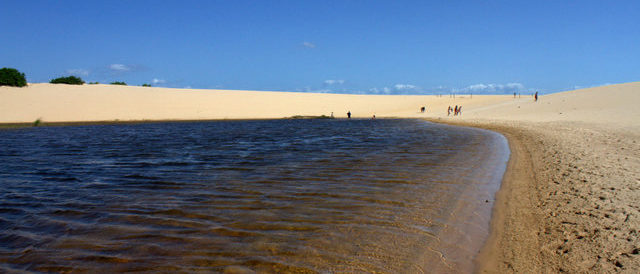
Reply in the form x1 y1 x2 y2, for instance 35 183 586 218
534 92 538 102
347 111 351 119
372 115 376 119
447 106 452 116
420 106 425 113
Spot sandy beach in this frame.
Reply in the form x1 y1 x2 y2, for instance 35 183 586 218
430 82 640 272
1 82 639 272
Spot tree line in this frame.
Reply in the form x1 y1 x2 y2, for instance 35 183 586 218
0 67 152 87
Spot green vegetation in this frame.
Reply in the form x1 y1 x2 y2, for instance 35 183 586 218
88 82 99 84
141 83 151 87
50 76 85 85
110 81 127 85
0 67 28 87
33 118 41 127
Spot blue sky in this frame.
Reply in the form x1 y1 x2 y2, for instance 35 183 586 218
1 1 638 94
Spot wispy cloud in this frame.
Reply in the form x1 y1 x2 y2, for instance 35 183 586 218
393 84 419 92
301 41 316 48
66 69 89 76
323 79 345 85
369 87 392 94
152 78 166 85
368 84 421 94
109 64 131 72
458 82 526 93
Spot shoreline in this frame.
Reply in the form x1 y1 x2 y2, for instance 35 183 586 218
429 118 640 272
427 119 543 272
0 117 333 129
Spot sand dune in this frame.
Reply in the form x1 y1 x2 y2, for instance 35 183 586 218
2 81 639 272
0 83 511 123
444 82 640 129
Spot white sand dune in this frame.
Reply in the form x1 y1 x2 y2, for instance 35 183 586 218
447 82 640 129
1 83 511 123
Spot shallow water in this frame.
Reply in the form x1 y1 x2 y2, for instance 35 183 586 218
0 119 508 273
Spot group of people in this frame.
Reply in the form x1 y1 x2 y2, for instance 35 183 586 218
447 105 462 116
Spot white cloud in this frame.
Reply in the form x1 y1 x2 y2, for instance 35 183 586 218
66 69 89 76
369 87 392 94
393 84 419 92
152 78 166 84
109 64 131 72
295 87 312 92
302 41 316 48
324 79 345 85
459 82 526 93
368 85 419 94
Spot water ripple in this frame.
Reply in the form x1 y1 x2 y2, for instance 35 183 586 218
0 119 508 272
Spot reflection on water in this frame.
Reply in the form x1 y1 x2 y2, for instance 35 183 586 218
0 119 507 273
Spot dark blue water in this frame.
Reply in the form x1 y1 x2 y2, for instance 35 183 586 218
0 119 508 273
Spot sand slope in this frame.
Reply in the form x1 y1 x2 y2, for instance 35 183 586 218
448 82 640 129
0 83 510 123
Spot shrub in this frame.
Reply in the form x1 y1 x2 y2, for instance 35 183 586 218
141 83 151 87
50 76 85 85
88 82 99 85
0 67 28 87
110 81 127 85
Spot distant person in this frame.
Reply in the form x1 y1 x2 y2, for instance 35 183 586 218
454 105 458 116
534 91 538 102
372 115 376 119
447 106 452 116
514 92 516 98
420 106 425 113
458 106 462 115
331 112 334 118
347 111 351 119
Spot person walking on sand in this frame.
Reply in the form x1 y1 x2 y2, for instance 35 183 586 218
458 105 462 115
447 106 452 116
534 91 538 102
347 111 351 119
454 105 458 116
